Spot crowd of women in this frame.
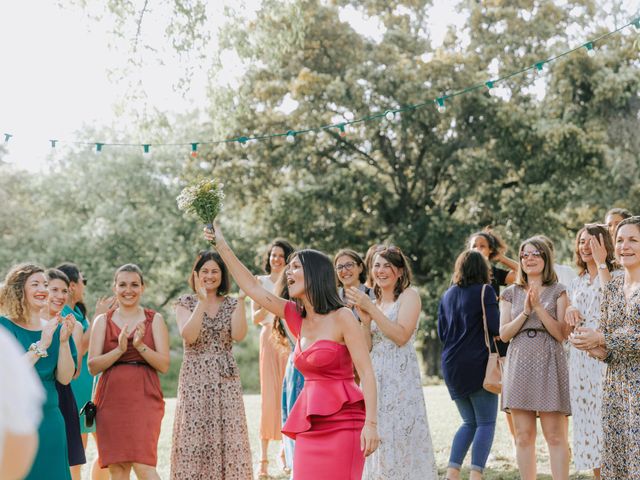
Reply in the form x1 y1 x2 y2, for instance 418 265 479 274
1 206 639 480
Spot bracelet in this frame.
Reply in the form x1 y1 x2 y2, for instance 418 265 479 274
29 341 49 358
523 312 530 319
136 344 148 353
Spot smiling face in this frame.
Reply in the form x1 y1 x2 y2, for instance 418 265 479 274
24 272 49 314
285 255 305 299
577 230 595 265
269 246 287 274
48 278 69 315
469 235 491 260
616 223 640 270
335 254 363 289
372 253 402 291
196 259 222 293
519 243 545 276
113 271 144 308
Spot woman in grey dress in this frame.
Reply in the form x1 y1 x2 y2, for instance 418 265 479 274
346 246 437 480
499 237 570 480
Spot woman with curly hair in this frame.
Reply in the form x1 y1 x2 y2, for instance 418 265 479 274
0 263 77 480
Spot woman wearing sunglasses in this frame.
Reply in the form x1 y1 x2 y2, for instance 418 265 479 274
499 238 571 480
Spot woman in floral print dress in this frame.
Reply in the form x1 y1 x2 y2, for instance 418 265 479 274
565 224 618 479
571 217 640 479
170 251 252 480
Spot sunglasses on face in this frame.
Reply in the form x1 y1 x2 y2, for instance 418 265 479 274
335 261 357 272
520 251 542 260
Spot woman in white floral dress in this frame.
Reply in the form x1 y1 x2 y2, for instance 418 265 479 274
347 246 437 480
565 224 618 479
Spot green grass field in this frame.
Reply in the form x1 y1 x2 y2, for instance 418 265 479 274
82 385 594 479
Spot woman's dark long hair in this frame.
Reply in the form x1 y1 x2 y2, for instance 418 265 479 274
451 250 491 287
293 249 344 317
271 273 291 350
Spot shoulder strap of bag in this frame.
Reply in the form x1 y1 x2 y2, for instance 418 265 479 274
481 284 492 354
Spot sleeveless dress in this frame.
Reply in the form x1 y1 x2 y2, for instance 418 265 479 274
501 283 571 414
94 308 165 467
257 275 289 440
281 302 366 480
363 300 438 479
64 304 96 434
170 295 252 480
0 316 77 480
280 318 305 475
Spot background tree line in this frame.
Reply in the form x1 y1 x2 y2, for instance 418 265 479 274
1 0 638 394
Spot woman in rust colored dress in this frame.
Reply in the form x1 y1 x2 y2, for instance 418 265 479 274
88 264 170 480
170 251 252 479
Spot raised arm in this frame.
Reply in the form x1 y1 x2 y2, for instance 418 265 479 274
231 295 249 342
205 225 287 319
347 287 420 347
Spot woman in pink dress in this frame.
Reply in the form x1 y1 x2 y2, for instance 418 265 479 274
205 225 379 480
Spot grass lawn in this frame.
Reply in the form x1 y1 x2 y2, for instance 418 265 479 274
82 385 594 479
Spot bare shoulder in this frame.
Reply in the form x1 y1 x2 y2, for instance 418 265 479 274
335 307 358 328
399 287 421 304
93 313 107 328
152 312 166 325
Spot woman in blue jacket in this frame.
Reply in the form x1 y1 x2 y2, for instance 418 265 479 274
438 250 500 480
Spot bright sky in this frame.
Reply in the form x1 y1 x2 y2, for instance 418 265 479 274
0 1 635 172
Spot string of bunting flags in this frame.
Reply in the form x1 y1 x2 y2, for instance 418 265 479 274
3 17 639 158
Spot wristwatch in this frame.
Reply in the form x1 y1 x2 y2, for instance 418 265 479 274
598 263 608 270
29 341 49 358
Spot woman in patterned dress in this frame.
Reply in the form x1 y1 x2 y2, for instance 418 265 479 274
570 216 640 479
170 250 252 480
346 246 438 480
499 238 571 480
253 239 294 477
564 224 617 479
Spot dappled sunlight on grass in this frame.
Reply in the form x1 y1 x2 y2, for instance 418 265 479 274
81 385 594 479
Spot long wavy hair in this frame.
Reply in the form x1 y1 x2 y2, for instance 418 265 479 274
0 263 45 324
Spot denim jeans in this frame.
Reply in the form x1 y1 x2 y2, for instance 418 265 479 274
448 388 498 473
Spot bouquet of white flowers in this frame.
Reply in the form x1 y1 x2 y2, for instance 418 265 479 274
176 179 225 244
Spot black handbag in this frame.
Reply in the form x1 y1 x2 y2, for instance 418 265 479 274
79 401 97 429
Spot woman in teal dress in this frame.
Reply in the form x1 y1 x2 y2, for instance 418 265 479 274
0 263 77 480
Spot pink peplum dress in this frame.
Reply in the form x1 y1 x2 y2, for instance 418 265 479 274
281 301 366 480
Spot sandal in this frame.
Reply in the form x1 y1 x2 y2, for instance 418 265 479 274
258 459 269 479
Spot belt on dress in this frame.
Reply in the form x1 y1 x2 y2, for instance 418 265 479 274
113 361 147 366
517 328 547 338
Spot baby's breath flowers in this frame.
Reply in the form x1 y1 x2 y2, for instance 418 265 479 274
176 179 225 244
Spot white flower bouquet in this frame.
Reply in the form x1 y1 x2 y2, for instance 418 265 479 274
176 179 225 244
